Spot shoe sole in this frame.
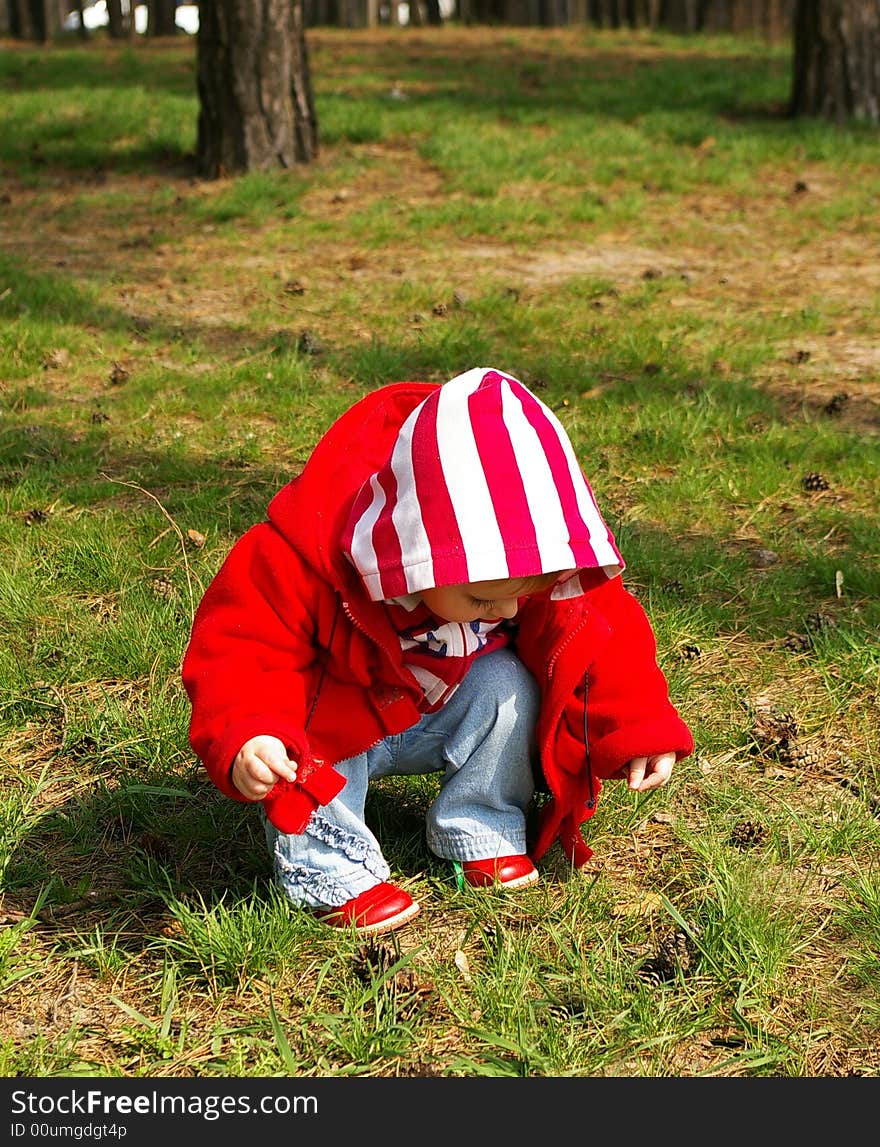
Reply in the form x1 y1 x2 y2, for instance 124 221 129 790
318 899 421 936
357 899 421 935
465 869 540 891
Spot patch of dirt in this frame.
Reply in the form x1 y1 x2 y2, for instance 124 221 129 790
5 130 878 434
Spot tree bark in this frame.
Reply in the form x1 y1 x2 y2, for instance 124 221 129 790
11 0 54 38
660 0 699 32
9 0 32 37
71 1 89 37
107 0 134 37
196 0 319 179
147 0 179 34
791 0 880 123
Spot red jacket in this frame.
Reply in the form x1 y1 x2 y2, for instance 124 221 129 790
182 381 694 865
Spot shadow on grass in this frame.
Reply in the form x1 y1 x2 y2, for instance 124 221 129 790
0 31 808 179
1 761 443 954
0 38 196 98
3 325 877 633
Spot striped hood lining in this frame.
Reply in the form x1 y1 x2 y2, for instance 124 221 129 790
341 367 624 602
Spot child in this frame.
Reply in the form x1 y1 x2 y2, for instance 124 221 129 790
182 367 693 935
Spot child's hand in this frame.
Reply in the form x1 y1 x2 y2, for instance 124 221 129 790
622 752 676 793
232 735 299 801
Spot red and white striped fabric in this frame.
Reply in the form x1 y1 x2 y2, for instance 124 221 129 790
381 596 511 710
342 367 624 602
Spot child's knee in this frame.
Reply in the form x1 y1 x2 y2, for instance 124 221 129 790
471 650 540 719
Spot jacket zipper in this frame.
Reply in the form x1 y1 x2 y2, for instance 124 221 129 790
304 597 341 734
300 596 389 760
536 613 597 809
339 598 418 690
581 670 595 809
319 596 597 810
303 594 422 761
546 616 589 677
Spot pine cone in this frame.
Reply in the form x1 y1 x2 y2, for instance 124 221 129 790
783 632 812 653
109 361 129 385
638 928 699 985
296 329 323 355
778 740 824 769
150 576 179 601
751 707 798 752
822 392 849 416
661 579 685 597
801 472 830 491
752 548 778 568
729 820 766 850
804 611 835 633
352 941 396 985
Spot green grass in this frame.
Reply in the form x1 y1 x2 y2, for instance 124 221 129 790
0 25 878 1079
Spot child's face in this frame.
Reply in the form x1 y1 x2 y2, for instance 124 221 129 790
419 574 556 624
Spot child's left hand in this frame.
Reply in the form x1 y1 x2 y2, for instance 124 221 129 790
622 753 676 793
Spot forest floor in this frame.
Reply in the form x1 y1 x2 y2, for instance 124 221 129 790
1 26 879 1083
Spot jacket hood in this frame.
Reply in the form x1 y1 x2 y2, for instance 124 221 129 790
266 381 437 588
340 367 624 601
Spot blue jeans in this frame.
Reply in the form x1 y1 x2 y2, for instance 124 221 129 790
263 649 540 909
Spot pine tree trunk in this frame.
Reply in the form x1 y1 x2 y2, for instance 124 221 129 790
106 0 128 37
661 0 699 32
196 0 318 179
147 0 179 34
791 0 880 123
10 0 32 37
12 0 53 39
71 1 89 37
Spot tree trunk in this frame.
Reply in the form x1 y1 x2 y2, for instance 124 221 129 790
661 0 699 32
147 0 179 33
196 0 318 179
107 0 133 37
71 1 89 37
11 0 54 38
9 0 31 37
791 0 880 123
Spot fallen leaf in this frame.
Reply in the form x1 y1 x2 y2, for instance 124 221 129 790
43 348 69 369
0 909 29 925
454 949 472 982
612 891 664 919
187 529 206 548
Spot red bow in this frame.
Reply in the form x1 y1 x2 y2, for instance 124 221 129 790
261 756 346 834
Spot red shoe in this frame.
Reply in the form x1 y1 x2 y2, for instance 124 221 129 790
461 854 539 890
313 882 420 935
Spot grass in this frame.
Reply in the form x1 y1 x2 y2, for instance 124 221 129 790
0 24 878 1079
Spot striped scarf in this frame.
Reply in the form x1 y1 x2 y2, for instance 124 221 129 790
382 594 511 711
